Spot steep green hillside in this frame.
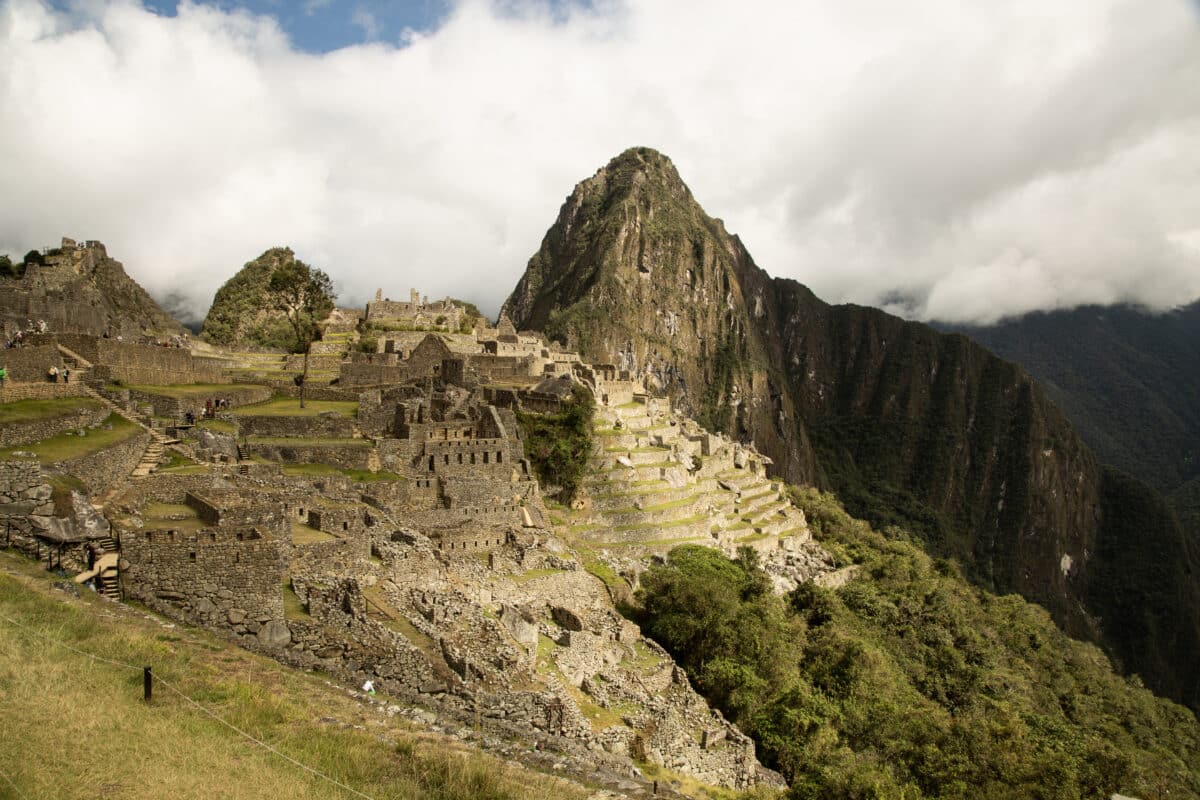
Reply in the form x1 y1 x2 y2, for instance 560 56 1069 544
635 490 1200 799
503 147 1200 712
201 248 305 349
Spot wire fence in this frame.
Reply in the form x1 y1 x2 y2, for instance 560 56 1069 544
0 611 379 800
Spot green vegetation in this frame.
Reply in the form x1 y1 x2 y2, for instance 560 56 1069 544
246 436 369 447
517 384 594 503
0 252 25 278
0 559 576 800
279 463 401 482
0 397 103 425
122 383 265 399
633 490 1200 800
291 521 337 544
231 397 358 417
201 249 301 349
0 413 141 463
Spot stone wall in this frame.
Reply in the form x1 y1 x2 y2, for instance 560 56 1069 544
0 345 67 381
0 381 88 402
272 383 363 402
0 401 109 448
0 458 53 555
237 413 356 440
118 504 289 638
246 441 373 470
340 362 409 387
362 477 442 513
104 385 271 419
55 429 152 495
31 334 227 385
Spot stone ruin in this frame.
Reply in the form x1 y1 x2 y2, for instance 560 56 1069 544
0 280 851 794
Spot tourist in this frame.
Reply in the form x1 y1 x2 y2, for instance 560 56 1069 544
0 365 6 387
62 368 70 384
85 543 96 570
48 365 58 383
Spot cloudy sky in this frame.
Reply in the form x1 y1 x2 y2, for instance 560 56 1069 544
2 0 1199 325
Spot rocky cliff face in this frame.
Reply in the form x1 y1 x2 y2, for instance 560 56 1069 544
0 238 184 337
200 247 299 349
503 147 1200 711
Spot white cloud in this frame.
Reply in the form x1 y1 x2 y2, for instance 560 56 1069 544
1 0 1198 325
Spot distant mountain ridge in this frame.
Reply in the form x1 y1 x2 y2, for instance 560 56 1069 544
503 147 1200 711
943 302 1200 536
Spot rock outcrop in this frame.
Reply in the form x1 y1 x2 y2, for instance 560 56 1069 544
0 237 184 338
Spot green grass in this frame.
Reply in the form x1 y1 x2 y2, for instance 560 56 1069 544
281 580 310 620
232 398 358 417
196 419 236 434
0 558 585 800
0 413 142 464
0 396 103 425
612 514 707 532
248 436 370 447
157 465 212 476
291 522 338 544
280 463 401 482
122 383 266 399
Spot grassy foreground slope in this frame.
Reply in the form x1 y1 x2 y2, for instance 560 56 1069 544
633 489 1200 800
0 553 586 800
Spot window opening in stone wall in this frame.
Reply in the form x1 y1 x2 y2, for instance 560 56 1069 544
209 533 216 543
497 451 503 463
189 551 196 562
237 532 244 541
483 452 489 464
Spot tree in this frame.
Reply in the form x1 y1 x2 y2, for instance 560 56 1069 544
267 259 335 408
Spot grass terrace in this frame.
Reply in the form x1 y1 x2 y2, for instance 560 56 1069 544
195 419 236 434
0 413 142 463
280 463 401 482
0 396 103 425
247 436 370 447
232 398 358 417
291 522 338 544
118 383 266 399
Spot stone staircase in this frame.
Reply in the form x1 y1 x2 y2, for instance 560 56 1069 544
73 535 121 600
79 385 176 510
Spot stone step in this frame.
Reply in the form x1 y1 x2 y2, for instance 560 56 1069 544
755 514 798 538
590 483 709 512
596 448 674 468
740 492 784 517
592 463 681 483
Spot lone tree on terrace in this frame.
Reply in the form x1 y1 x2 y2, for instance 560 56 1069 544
267 259 335 408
